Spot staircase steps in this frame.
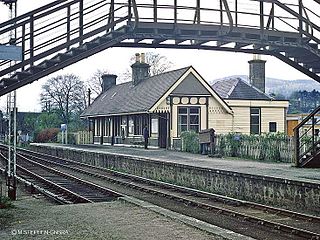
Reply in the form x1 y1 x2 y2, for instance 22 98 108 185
15 71 32 80
28 65 47 74
0 78 18 87
294 105 320 168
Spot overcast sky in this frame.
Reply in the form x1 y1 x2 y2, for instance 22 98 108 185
0 1 319 112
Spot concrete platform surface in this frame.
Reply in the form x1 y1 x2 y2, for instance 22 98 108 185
33 143 320 185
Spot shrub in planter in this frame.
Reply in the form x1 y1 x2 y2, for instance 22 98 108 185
181 131 200 154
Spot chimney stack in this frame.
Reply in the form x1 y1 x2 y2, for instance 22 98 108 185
101 74 117 92
248 55 266 93
131 53 150 86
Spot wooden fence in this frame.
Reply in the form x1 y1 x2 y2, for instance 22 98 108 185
74 131 93 145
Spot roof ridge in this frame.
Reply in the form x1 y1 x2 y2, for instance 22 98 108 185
145 66 190 80
226 78 239 98
237 78 272 100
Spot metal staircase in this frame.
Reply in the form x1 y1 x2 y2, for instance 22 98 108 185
294 106 320 168
0 0 320 97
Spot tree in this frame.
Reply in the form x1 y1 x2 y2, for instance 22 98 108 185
86 69 110 99
288 89 320 113
40 74 87 124
122 52 174 83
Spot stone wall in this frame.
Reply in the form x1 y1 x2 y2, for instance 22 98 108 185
30 144 320 213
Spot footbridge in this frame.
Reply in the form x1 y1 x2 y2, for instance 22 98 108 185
0 0 319 96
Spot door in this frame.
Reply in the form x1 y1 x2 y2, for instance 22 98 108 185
159 114 167 148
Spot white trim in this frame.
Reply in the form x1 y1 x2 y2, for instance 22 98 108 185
81 111 148 118
149 67 233 114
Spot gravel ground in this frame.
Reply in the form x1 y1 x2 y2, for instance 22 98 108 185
0 179 221 240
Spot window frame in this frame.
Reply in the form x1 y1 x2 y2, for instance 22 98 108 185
250 107 261 135
178 106 200 136
269 122 277 133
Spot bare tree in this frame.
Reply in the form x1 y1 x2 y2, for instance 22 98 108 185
86 69 110 98
40 74 86 123
121 52 174 83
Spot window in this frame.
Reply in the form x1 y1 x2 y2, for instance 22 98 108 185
250 108 260 134
134 115 149 135
104 117 111 136
114 116 121 136
95 118 101 136
178 107 200 135
269 122 277 133
128 117 134 134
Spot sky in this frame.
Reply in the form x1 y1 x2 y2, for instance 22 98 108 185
0 0 319 112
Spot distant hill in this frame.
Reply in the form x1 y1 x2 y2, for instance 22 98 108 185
210 75 320 98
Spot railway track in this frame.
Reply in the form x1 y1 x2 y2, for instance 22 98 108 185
0 152 121 204
1 146 320 240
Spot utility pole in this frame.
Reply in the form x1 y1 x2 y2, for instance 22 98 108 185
1 0 18 201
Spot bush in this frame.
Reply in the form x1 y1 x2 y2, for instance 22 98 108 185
35 128 60 143
181 131 200 154
0 196 14 209
215 132 293 162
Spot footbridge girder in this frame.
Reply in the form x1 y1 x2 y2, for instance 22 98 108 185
0 0 319 96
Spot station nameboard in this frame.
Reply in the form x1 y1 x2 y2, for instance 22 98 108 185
0 45 22 61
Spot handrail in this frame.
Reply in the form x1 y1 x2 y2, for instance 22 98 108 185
264 0 320 35
0 0 70 29
293 105 320 132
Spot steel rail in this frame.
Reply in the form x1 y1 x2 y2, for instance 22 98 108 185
16 154 123 201
0 165 67 204
0 152 89 204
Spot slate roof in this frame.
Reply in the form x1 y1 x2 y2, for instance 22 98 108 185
211 77 272 100
81 67 190 117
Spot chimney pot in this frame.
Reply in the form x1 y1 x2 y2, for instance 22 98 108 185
135 53 140 63
141 53 145 63
131 53 150 86
101 74 117 92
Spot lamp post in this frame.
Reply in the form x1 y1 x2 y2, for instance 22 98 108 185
1 0 18 201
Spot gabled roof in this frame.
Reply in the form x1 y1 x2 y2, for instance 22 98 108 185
150 67 233 114
81 67 190 117
211 77 272 100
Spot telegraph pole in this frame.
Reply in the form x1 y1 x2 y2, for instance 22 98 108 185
1 0 18 200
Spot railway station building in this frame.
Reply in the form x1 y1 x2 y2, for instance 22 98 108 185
81 53 289 148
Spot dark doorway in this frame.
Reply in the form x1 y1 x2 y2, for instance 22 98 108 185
159 114 168 148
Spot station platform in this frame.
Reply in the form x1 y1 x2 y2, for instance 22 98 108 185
32 143 320 185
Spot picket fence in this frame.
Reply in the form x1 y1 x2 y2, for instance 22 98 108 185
74 131 93 145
